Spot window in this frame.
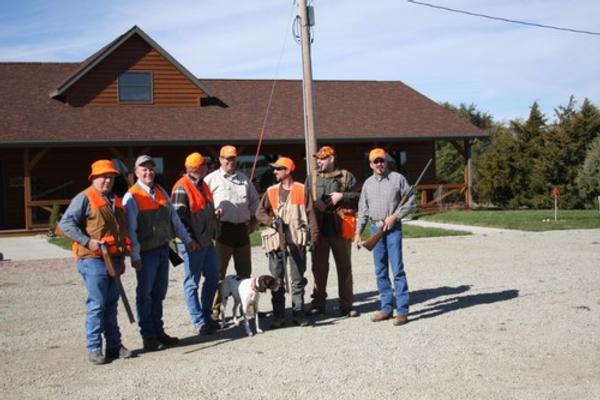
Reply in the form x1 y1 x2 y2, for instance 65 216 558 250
118 71 152 103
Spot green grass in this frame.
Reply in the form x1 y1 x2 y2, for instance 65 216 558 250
419 209 600 231
48 236 72 250
49 223 470 252
250 223 470 244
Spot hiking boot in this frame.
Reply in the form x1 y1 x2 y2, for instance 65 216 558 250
157 332 180 347
292 311 309 327
206 318 221 331
106 345 132 359
370 310 392 322
198 324 215 335
340 308 359 318
143 337 166 352
88 350 107 365
393 314 409 326
270 316 286 329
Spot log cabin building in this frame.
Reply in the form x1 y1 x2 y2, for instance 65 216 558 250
0 26 485 232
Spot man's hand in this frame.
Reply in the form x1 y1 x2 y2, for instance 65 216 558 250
382 215 397 231
187 240 200 252
87 238 102 252
329 192 343 206
131 259 142 271
247 217 258 234
214 208 223 219
353 232 362 249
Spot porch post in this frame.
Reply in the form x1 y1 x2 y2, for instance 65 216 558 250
23 149 32 230
464 140 473 208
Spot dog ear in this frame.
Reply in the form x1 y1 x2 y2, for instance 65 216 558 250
271 278 281 292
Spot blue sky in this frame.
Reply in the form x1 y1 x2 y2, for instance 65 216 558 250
1 0 599 122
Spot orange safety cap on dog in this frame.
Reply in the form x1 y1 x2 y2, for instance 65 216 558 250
271 156 295 172
220 145 237 158
88 159 120 181
185 152 205 168
313 145 336 159
368 148 386 161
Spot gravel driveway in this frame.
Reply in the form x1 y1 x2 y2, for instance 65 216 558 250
1 228 599 399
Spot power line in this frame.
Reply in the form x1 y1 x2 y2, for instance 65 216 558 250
407 0 600 36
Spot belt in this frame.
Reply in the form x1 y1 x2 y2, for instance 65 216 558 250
220 221 248 227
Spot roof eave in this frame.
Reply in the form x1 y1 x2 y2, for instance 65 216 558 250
48 25 213 99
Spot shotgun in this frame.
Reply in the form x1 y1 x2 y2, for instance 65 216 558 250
100 244 135 324
168 242 184 267
273 216 290 293
361 158 433 252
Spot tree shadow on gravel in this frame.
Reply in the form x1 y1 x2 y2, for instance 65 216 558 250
409 289 519 322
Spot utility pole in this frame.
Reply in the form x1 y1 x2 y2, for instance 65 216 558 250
297 0 318 200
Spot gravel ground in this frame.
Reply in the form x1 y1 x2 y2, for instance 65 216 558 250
1 229 599 400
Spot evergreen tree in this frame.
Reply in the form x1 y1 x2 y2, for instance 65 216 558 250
575 137 600 208
540 98 600 208
437 103 493 185
510 102 548 207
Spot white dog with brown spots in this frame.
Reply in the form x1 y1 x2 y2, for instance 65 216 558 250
220 275 281 336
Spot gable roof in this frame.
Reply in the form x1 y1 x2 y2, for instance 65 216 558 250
48 25 213 99
0 63 484 147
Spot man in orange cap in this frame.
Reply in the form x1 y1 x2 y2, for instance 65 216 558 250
309 145 360 318
123 155 199 351
204 145 260 320
58 159 132 365
354 148 416 326
255 156 319 328
171 152 222 335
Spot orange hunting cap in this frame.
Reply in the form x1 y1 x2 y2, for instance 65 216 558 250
369 148 386 161
220 145 238 158
88 159 119 181
185 152 205 168
271 156 295 172
313 145 336 159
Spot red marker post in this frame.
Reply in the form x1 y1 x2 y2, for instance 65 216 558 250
551 187 560 222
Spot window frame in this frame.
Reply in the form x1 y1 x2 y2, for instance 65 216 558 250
117 71 153 104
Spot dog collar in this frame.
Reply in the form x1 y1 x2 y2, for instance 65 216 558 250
250 277 259 293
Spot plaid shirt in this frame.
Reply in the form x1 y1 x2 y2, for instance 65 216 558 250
356 170 416 234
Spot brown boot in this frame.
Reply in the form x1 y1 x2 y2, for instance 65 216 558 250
370 310 392 322
393 314 408 326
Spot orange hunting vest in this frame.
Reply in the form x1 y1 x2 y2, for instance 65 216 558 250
128 184 174 251
73 187 131 259
172 175 219 247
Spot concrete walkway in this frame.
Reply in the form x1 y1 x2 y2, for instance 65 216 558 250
0 235 71 261
404 219 514 234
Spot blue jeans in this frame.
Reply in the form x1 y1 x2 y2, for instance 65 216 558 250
177 243 219 328
76 257 123 352
135 245 169 338
371 223 409 316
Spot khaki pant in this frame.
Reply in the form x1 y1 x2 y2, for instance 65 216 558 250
211 223 252 316
310 234 353 311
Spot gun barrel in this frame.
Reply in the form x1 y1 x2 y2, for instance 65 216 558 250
100 244 135 324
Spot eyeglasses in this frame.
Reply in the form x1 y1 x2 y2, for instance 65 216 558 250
273 166 287 171
222 157 236 162
372 158 386 165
